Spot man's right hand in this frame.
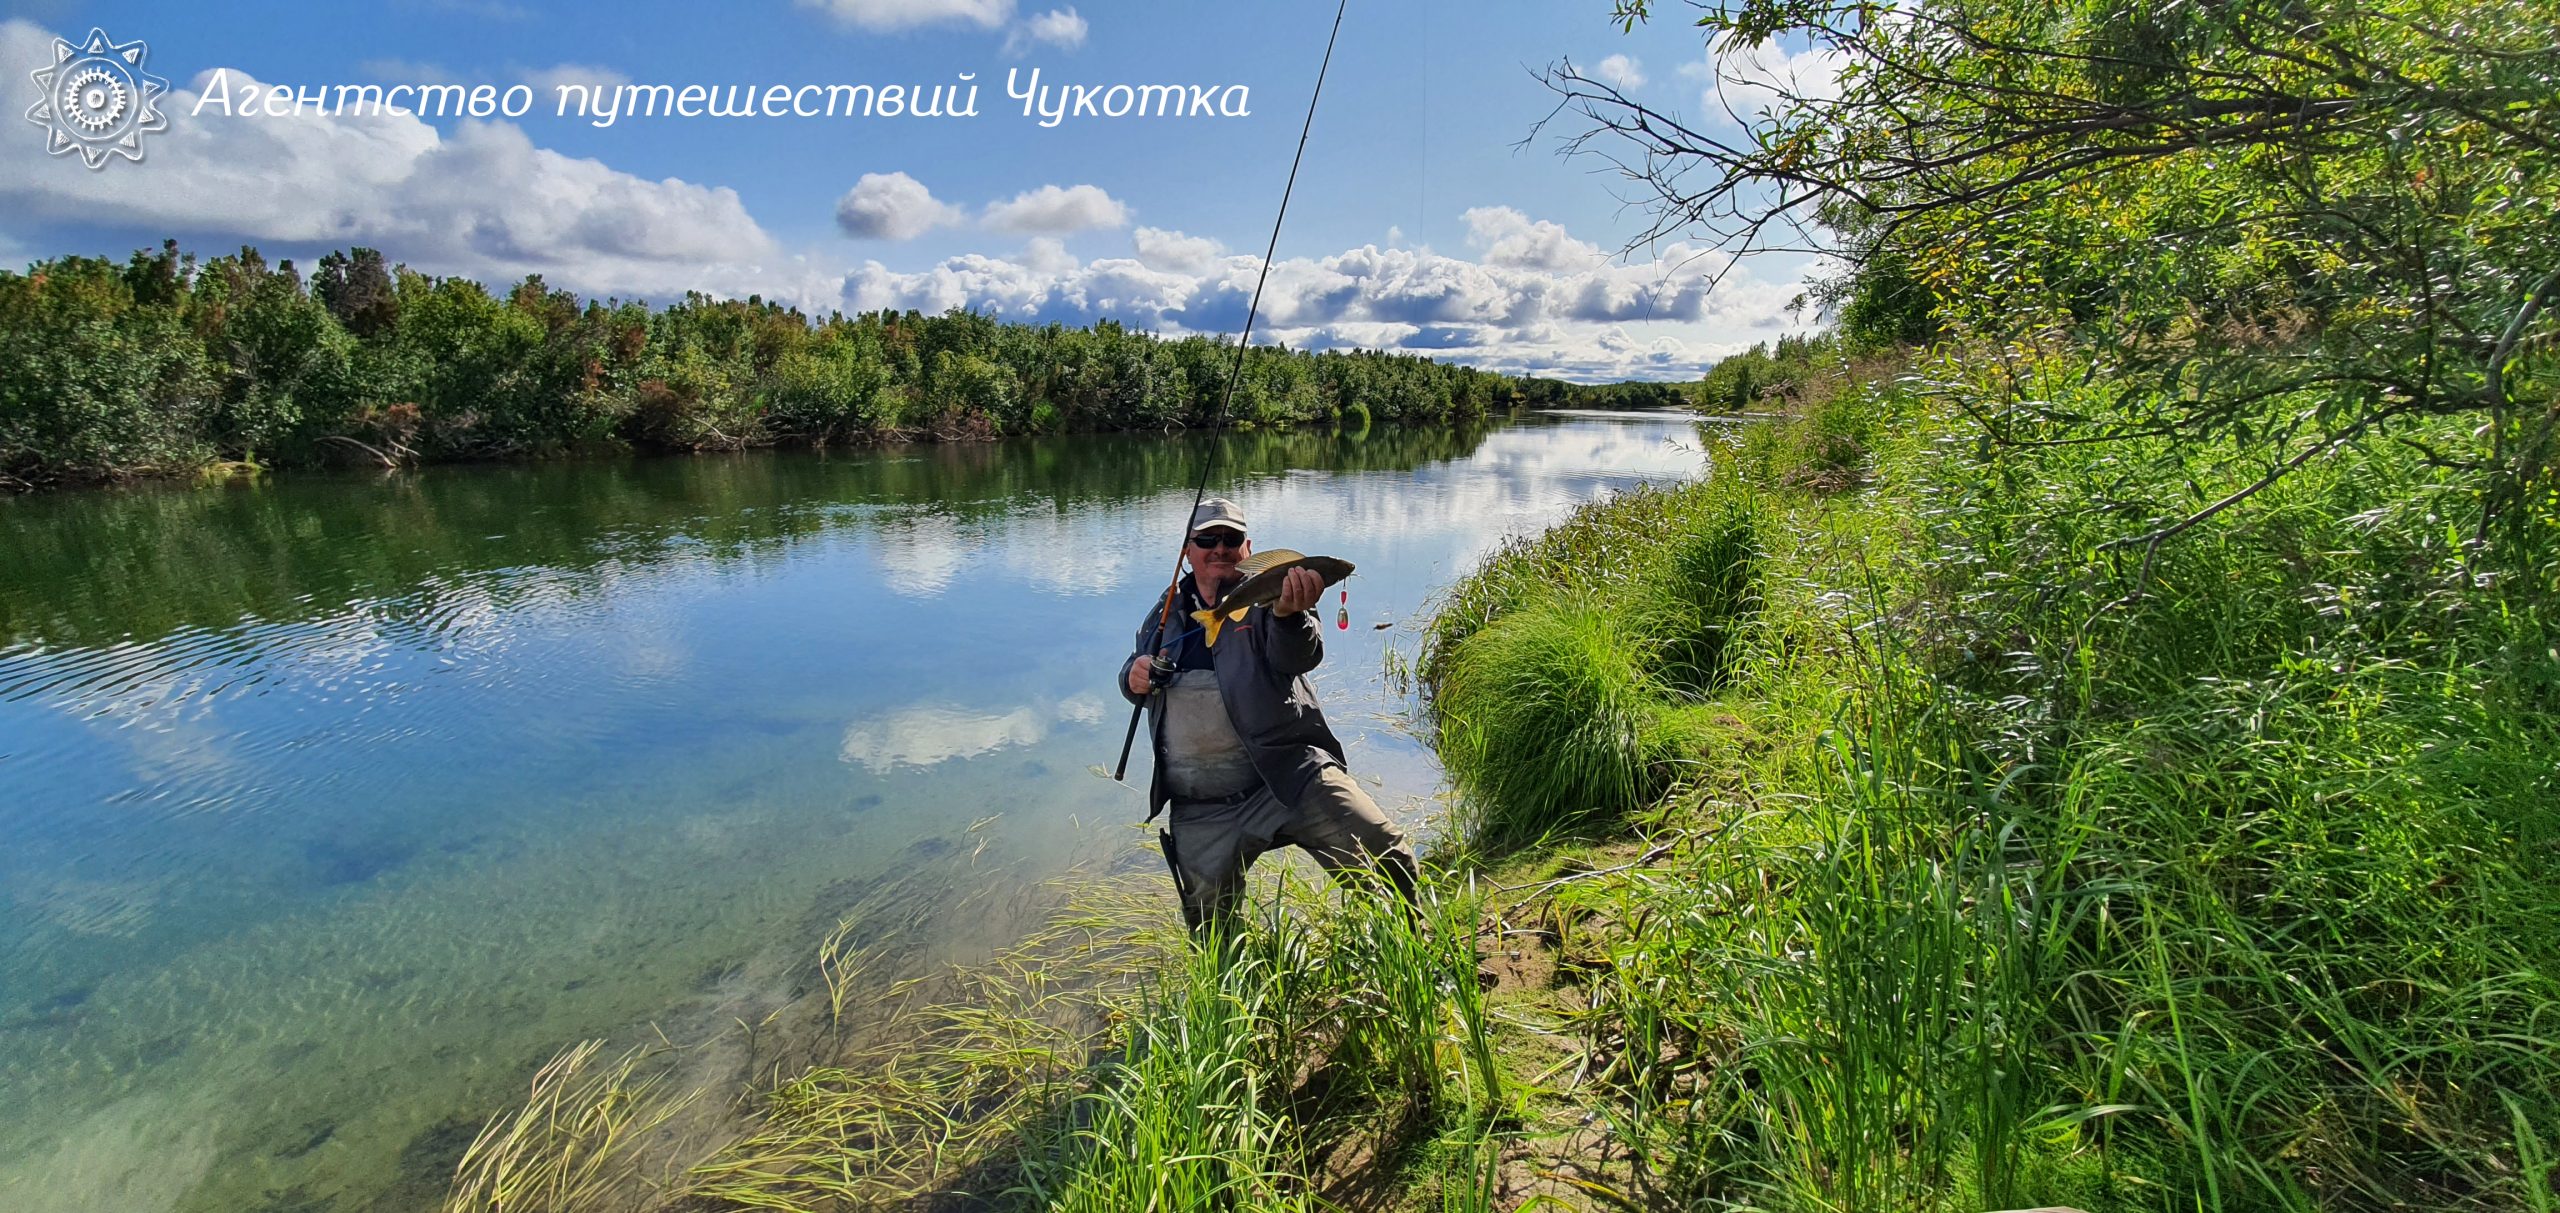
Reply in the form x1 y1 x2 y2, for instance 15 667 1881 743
1126 655 1154 696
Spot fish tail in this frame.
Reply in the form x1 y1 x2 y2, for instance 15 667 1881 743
1192 607 1226 647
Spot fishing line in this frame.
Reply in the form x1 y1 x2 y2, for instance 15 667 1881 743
1113 0 1355 782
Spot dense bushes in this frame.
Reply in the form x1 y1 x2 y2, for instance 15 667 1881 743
0 241 1522 488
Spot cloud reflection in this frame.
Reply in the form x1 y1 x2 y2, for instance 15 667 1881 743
839 692 1106 771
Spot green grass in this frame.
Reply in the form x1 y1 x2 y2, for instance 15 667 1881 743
1419 479 1773 854
1410 352 2560 1211
1433 591 1663 850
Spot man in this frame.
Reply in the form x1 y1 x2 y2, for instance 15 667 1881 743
1120 497 1418 935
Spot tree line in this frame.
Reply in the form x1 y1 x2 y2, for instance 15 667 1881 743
0 241 1530 489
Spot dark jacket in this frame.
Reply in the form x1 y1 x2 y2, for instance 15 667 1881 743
1123 574 1346 821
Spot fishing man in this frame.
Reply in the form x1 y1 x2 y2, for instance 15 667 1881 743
1119 497 1418 935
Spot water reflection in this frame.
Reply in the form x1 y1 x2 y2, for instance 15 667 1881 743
0 411 1719 1213
841 694 1110 772
0 423 1501 652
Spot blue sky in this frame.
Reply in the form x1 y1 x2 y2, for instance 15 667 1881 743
2 1 1834 380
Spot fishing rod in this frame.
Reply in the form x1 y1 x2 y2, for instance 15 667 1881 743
1113 0 1354 783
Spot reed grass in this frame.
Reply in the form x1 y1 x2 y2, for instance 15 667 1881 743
442 1039 702 1213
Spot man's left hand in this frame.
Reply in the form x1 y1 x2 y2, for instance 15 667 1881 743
1274 567 1322 616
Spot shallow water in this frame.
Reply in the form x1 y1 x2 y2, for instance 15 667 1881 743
0 412 1710 1212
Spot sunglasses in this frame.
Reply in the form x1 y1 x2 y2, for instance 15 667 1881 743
1189 530 1245 550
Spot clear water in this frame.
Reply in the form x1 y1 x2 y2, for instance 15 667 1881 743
0 412 1710 1212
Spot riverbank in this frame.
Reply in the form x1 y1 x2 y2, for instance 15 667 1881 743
1407 353 2560 1210
1 242 1551 494
487 346 2560 1212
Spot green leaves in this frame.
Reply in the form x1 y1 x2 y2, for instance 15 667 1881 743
1563 0 2560 532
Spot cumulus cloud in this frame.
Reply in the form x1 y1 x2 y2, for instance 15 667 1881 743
834 171 965 240
1684 39 1847 124
1004 6 1088 54
981 183 1130 233
840 693 1104 770
0 24 777 302
1595 53 1647 89
836 213 1804 380
1132 227 1225 273
796 0 1013 32
1463 206 1605 272
1019 236 1078 274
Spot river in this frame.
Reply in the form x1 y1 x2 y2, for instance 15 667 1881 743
0 410 1710 1212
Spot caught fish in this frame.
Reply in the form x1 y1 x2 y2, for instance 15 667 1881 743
1194 549 1354 646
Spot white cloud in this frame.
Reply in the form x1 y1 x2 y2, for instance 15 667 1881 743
1004 6 1088 54
1132 227 1226 274
0 20 1802 381
834 171 965 240
981 183 1130 233
796 0 1013 32
1463 206 1605 272
1688 39 1847 124
1595 53 1647 90
836 215 1805 380
0 25 777 303
1019 236 1078 274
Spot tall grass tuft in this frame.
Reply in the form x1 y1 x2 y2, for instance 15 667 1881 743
1435 591 1661 850
1017 936 1314 1212
1422 480 1767 851
1635 490 1762 696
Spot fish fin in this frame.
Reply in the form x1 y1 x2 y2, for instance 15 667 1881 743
1192 607 1226 647
1228 606 1250 622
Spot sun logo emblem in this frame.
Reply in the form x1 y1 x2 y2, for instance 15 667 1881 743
27 28 169 169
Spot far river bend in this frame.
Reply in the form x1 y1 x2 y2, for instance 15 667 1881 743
0 409 1712 1213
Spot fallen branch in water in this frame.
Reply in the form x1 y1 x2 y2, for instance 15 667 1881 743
320 434 402 469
